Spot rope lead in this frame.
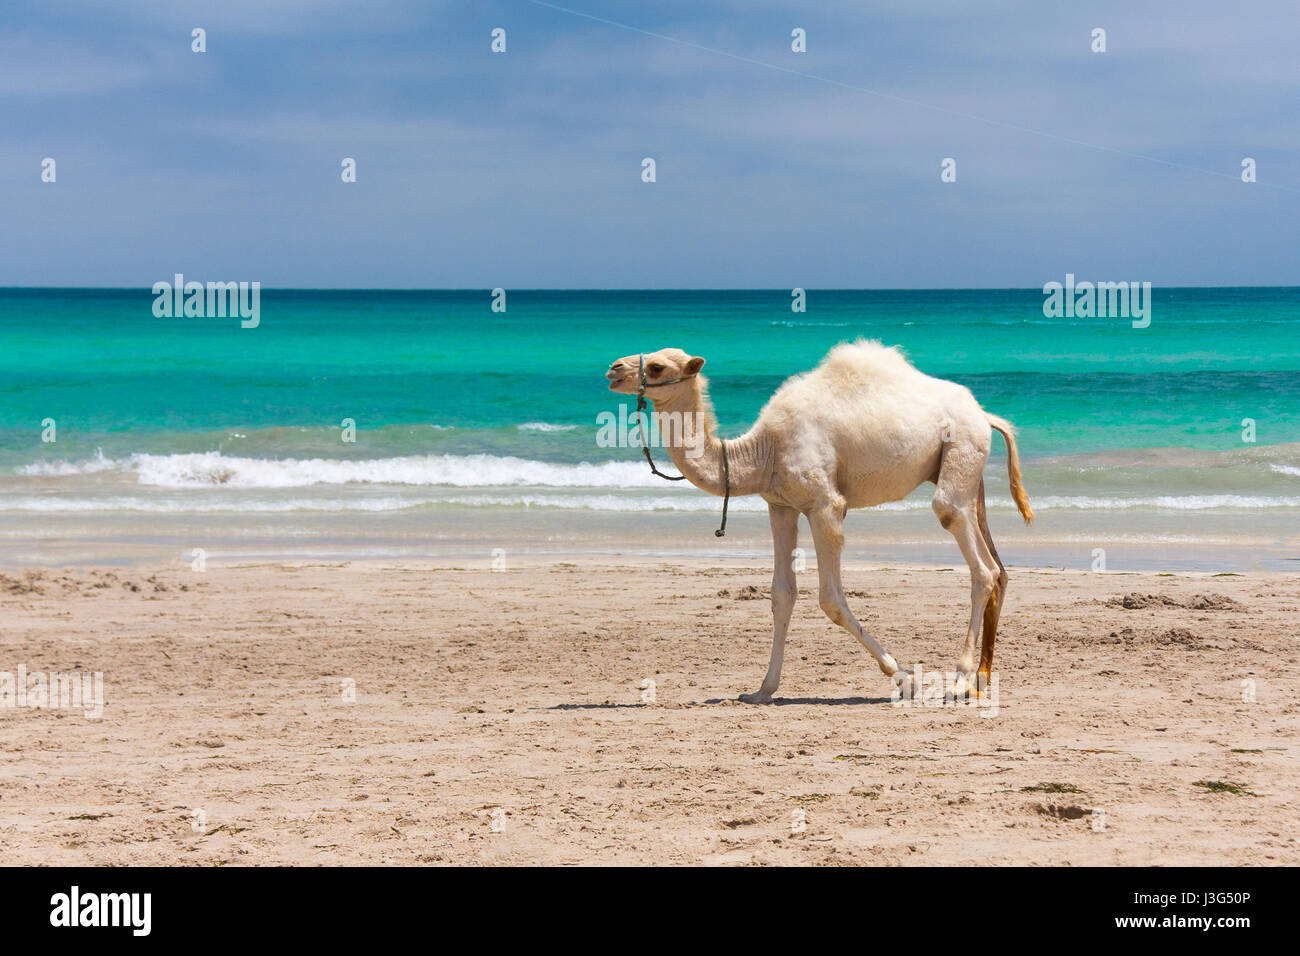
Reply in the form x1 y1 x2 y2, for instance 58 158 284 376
714 439 729 538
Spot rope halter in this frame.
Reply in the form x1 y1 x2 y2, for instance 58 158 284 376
622 354 729 537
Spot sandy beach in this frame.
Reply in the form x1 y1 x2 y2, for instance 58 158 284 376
1 556 1295 866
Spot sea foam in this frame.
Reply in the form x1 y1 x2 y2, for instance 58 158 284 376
19 452 667 489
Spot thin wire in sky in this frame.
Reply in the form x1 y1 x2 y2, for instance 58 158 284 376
525 0 1297 195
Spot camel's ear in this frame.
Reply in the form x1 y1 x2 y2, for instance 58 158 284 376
685 356 705 375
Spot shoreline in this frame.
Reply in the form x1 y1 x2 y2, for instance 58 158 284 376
2 508 1293 573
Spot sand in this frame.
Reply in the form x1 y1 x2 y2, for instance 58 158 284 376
0 557 1296 866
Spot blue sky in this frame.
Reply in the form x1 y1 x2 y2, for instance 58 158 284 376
2 0 1297 287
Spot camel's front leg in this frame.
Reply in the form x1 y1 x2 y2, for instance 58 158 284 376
807 505 912 696
740 503 799 704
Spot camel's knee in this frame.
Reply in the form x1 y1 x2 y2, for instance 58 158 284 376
818 589 848 626
771 575 796 615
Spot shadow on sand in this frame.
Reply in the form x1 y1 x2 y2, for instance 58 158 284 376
538 695 894 710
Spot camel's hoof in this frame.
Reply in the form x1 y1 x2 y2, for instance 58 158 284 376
892 669 917 700
739 690 773 705
950 672 988 701
949 672 973 700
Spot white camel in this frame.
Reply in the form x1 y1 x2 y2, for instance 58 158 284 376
606 340 1033 703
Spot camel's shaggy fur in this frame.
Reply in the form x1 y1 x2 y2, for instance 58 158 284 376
607 340 1032 703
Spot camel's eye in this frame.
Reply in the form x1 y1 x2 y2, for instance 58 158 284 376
649 364 665 375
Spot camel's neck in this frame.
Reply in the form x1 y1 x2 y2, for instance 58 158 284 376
651 377 774 498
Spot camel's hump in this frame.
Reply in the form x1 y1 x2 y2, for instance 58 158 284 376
819 339 917 377
756 339 953 428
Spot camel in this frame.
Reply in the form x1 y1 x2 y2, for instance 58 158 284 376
606 340 1033 703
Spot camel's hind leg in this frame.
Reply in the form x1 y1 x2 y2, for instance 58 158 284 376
975 480 1008 683
932 452 1000 697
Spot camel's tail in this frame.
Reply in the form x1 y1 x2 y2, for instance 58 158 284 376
987 414 1034 525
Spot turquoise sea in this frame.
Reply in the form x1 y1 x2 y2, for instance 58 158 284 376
2 288 1298 569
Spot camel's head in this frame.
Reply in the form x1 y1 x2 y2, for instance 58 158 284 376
606 348 705 395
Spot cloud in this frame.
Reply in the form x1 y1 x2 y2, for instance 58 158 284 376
1 0 1297 286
